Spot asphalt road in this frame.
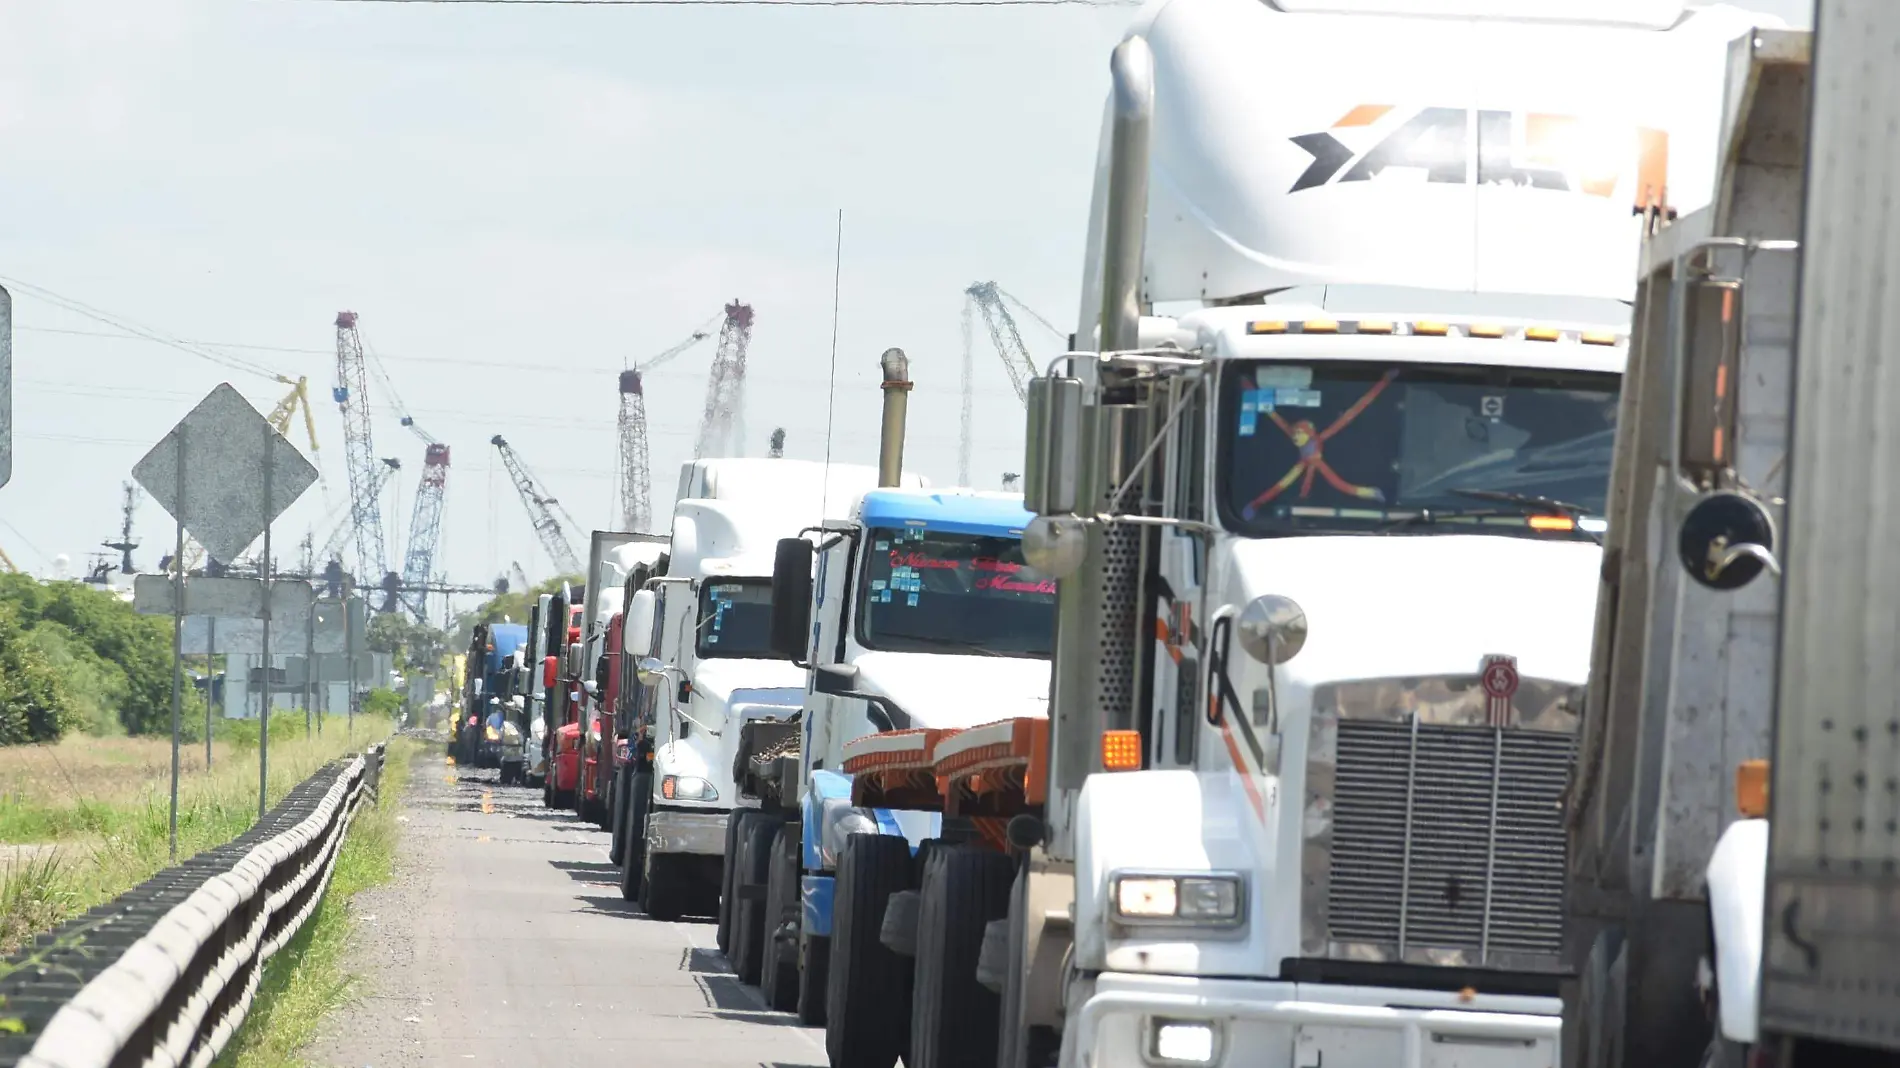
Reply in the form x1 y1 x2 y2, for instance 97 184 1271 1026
308 751 827 1068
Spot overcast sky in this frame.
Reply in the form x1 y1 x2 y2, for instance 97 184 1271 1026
0 0 1812 606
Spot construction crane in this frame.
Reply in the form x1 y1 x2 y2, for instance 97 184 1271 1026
618 323 715 533
333 311 389 592
693 301 756 461
317 459 400 571
0 546 17 574
960 282 1064 486
491 435 584 577
392 413 450 622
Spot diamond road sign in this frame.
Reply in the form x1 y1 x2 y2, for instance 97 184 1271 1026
132 384 318 563
1 284 11 489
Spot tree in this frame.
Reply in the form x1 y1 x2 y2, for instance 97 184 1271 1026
450 574 579 651
0 606 77 744
367 613 450 676
0 574 179 737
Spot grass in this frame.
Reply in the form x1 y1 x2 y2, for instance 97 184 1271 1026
0 714 394 955
216 736 418 1068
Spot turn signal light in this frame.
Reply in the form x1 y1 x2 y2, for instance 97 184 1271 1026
1737 759 1770 817
1102 730 1142 771
1527 515 1576 532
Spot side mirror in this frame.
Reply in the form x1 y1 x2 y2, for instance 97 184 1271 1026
543 655 559 690
1678 279 1744 484
1678 490 1779 590
625 589 656 656
583 681 600 697
768 538 815 662
814 663 859 697
1024 375 1083 515
473 678 485 696
1236 594 1308 665
635 657 669 688
563 643 583 677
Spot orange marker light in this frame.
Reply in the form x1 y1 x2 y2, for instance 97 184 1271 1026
1524 327 1561 342
1469 324 1505 339
661 777 677 800
1527 515 1576 533
1581 330 1619 346
1102 730 1142 772
1248 321 1289 335
1300 319 1340 334
1737 759 1770 817
1355 320 1395 334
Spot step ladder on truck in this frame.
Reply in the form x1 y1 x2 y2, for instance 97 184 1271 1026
927 2 1777 1067
1565 6 1900 1066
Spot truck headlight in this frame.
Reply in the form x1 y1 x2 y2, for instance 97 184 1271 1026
1147 1017 1221 1065
660 775 718 802
818 796 879 868
1111 872 1244 927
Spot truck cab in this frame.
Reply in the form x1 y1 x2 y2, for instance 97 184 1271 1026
616 458 902 920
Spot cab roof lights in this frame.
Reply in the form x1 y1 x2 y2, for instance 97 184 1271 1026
1242 318 1627 345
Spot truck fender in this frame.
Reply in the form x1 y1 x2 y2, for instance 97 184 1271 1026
1705 817 1768 1044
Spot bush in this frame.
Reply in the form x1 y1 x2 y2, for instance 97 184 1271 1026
0 575 179 738
361 688 402 719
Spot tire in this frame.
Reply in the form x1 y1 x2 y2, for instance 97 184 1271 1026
825 834 916 1068
910 847 1015 1068
718 812 752 956
643 852 689 922
609 767 631 866
798 934 830 1027
733 815 785 986
542 773 553 808
761 823 803 1012
619 772 652 902
996 863 1057 1068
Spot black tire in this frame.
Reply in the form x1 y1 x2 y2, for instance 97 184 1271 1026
718 812 752 956
734 815 785 985
911 847 1015 1068
619 772 652 902
609 767 631 865
798 934 830 1027
542 772 553 808
761 823 802 1012
643 852 688 922
825 834 916 1068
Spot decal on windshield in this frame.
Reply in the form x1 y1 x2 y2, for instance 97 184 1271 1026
1481 395 1505 418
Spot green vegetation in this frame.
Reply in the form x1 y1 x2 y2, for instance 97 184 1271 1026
0 716 393 955
365 613 449 676
217 738 417 1068
0 574 202 744
360 688 402 719
451 573 579 650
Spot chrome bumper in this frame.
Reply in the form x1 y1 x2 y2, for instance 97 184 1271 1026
645 808 729 856
1064 973 1560 1068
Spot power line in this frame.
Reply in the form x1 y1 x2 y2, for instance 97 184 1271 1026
0 276 285 382
278 0 1133 7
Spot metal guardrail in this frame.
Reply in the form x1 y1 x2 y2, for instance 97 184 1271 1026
0 742 388 1068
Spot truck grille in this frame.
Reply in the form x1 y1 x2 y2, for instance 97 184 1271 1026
1321 719 1573 969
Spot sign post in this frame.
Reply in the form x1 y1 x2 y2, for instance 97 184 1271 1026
0 284 11 490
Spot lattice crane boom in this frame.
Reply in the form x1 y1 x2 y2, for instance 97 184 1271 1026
333 312 388 588
398 444 450 622
619 323 714 533
491 435 584 577
319 460 400 567
960 282 1065 489
693 302 756 461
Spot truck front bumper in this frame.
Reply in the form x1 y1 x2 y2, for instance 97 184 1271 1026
646 808 729 856
1065 973 1560 1068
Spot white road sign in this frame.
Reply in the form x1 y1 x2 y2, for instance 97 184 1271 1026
132 384 317 563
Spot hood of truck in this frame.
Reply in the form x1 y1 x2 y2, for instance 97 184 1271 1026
1222 532 1598 689
652 658 805 804
851 651 1050 731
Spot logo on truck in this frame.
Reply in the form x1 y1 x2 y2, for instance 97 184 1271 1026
1288 104 1670 211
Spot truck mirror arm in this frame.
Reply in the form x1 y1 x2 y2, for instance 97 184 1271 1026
839 690 911 733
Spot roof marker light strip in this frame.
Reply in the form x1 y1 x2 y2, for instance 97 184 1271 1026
1242 319 1628 345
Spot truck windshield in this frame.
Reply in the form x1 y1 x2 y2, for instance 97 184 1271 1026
696 580 775 659
855 528 1054 658
1220 360 1618 539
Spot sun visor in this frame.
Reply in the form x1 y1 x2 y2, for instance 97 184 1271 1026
1136 0 1771 305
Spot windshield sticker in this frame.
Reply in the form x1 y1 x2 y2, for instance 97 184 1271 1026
1275 388 1323 408
1255 366 1314 389
874 539 889 551
1481 395 1505 418
907 593 919 606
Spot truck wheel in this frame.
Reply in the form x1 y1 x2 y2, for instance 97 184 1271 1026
717 812 751 956
609 767 631 865
734 815 785 985
760 823 802 1011
826 834 915 1068
910 847 1014 1068
542 773 553 808
798 934 830 1027
995 863 1057 1068
643 852 688 922
619 772 652 902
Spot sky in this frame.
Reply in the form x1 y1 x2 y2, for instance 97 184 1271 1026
0 0 1813 606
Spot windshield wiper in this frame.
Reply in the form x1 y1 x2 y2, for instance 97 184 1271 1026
1446 487 1594 515
927 638 1009 658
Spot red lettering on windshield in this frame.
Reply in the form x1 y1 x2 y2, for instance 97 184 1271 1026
889 551 961 570
972 557 1022 574
977 575 1057 595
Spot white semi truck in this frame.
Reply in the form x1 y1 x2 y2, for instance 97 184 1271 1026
1567 6 1900 1065
962 2 1783 1067
616 458 906 919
